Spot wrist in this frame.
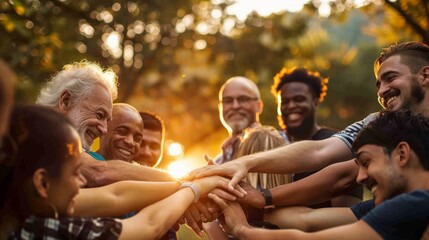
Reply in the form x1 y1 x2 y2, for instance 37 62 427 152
233 224 252 239
180 182 201 203
261 188 275 210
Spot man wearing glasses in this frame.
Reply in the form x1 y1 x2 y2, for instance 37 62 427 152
216 76 264 164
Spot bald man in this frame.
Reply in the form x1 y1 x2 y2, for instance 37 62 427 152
97 103 143 162
216 76 264 164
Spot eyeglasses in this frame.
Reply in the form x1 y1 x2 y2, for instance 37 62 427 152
221 96 259 106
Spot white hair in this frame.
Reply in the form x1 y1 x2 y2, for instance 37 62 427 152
36 60 118 106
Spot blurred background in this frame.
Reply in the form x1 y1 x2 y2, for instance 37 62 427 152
1 0 427 238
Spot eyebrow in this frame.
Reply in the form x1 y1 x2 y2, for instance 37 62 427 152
379 70 398 81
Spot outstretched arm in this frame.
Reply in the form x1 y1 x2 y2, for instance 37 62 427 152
74 181 180 217
271 160 359 207
210 194 380 240
118 176 244 240
191 137 352 191
264 206 357 231
81 152 173 187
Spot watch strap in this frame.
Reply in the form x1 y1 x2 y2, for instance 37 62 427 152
180 182 200 203
261 188 275 210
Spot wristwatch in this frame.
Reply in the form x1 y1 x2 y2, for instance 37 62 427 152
180 182 201 203
261 188 275 210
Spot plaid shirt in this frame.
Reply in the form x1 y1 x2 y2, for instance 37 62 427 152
9 216 122 240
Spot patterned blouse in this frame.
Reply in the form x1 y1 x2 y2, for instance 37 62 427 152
9 215 122 240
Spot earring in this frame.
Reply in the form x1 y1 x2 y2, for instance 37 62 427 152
48 202 59 219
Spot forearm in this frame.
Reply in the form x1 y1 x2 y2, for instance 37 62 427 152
81 155 173 187
121 187 195 240
265 206 357 232
246 138 352 175
75 181 180 217
271 160 359 207
234 225 307 240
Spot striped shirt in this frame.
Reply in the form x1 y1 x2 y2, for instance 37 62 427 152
332 112 379 151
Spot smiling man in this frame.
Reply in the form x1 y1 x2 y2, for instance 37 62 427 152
271 67 362 208
212 110 429 240
97 103 143 162
216 76 263 164
36 61 172 187
191 41 429 194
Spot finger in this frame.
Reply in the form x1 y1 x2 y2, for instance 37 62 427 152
208 193 228 210
184 210 203 237
211 188 236 201
234 183 248 196
204 154 215 165
196 201 213 222
228 175 242 191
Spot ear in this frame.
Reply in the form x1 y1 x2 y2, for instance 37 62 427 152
395 141 411 167
58 90 72 113
33 168 50 199
257 100 264 114
420 66 429 87
313 97 320 107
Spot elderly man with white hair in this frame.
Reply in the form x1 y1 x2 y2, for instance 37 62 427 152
36 61 172 187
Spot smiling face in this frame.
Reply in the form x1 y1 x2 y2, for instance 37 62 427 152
99 105 143 161
66 85 113 151
135 128 162 167
376 55 425 112
278 82 317 135
46 127 87 216
219 78 262 135
355 144 407 206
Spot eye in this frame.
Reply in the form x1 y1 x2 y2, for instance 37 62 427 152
135 135 143 143
96 112 104 120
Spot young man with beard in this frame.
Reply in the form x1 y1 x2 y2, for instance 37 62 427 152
96 103 144 162
215 76 264 164
271 67 362 207
191 41 429 198
36 61 173 187
211 110 429 240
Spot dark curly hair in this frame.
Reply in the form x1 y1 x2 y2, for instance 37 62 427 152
352 110 429 171
271 67 328 103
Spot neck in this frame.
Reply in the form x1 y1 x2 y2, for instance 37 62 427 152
405 170 429 192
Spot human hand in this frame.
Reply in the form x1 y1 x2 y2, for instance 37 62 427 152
236 181 265 209
189 160 249 191
193 175 247 198
208 193 251 236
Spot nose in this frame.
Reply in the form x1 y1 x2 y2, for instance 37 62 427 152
140 144 151 156
98 120 108 136
356 166 368 184
231 98 241 108
123 134 135 146
377 82 389 100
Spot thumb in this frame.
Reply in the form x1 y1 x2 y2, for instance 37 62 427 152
204 154 215 165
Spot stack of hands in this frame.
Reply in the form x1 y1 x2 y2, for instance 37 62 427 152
176 156 264 238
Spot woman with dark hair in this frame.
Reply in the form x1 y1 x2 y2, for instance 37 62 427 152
0 105 243 240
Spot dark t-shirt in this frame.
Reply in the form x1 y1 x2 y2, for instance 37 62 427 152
292 127 363 208
351 190 429 240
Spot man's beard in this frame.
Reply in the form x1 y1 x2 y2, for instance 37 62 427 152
284 114 315 140
228 118 250 134
399 76 425 110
